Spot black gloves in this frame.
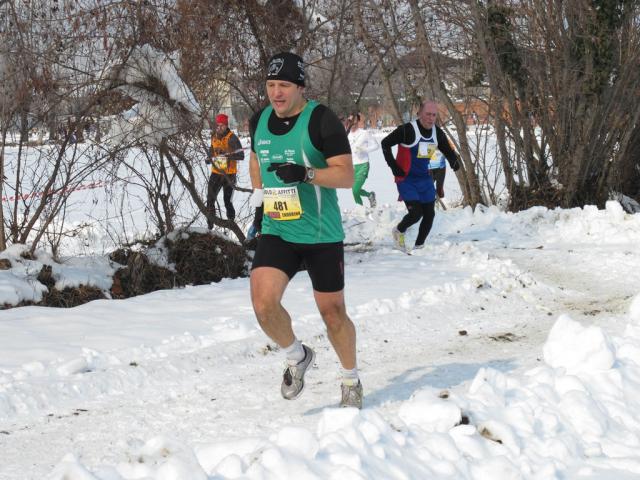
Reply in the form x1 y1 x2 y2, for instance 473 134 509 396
387 160 405 177
267 162 308 184
449 155 461 172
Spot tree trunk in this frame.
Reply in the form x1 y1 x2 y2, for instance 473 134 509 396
408 0 483 206
0 125 7 251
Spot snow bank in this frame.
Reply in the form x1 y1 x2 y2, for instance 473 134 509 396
0 269 48 305
630 294 640 323
49 314 640 479
543 314 615 374
0 244 116 306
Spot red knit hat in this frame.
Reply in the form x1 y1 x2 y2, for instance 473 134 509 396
215 113 228 125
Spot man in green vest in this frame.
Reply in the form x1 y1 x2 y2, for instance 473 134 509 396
248 52 363 408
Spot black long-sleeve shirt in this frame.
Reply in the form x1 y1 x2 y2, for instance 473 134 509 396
249 103 351 159
381 121 460 170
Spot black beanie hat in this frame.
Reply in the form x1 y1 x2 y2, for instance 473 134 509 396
266 52 305 87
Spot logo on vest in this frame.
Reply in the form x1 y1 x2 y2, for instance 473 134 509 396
257 139 271 146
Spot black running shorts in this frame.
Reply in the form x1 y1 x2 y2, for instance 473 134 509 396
251 234 345 293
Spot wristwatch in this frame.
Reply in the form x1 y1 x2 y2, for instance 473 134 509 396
304 167 316 183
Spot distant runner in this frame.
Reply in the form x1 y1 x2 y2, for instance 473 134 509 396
206 113 244 227
347 112 378 208
381 100 461 251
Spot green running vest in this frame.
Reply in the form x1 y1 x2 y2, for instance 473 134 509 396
255 101 344 243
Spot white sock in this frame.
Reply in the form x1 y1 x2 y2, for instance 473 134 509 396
283 339 305 366
341 367 359 385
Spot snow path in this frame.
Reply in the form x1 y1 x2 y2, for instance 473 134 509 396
3 211 639 479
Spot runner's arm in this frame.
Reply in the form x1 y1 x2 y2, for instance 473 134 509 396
381 124 413 164
249 110 263 188
227 133 244 161
249 151 262 189
306 106 353 188
307 154 354 189
436 127 461 171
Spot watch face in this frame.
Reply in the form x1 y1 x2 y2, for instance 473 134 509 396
307 168 315 181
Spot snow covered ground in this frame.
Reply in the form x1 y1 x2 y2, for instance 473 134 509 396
2 132 640 479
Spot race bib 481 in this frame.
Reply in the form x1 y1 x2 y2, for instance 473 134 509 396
264 187 303 220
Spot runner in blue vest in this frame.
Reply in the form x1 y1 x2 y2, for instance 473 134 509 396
248 52 363 408
381 100 461 251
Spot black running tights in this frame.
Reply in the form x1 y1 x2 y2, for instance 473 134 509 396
397 200 435 246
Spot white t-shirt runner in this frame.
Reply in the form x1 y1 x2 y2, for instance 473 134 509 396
347 128 379 166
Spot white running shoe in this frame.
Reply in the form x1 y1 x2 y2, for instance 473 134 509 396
392 227 406 251
281 344 315 400
368 192 377 208
340 380 363 409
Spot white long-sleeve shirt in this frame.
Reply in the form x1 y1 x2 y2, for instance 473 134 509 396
348 128 379 165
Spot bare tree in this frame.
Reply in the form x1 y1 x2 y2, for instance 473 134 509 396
0 0 142 254
470 0 640 209
347 0 639 210
5 0 636 258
